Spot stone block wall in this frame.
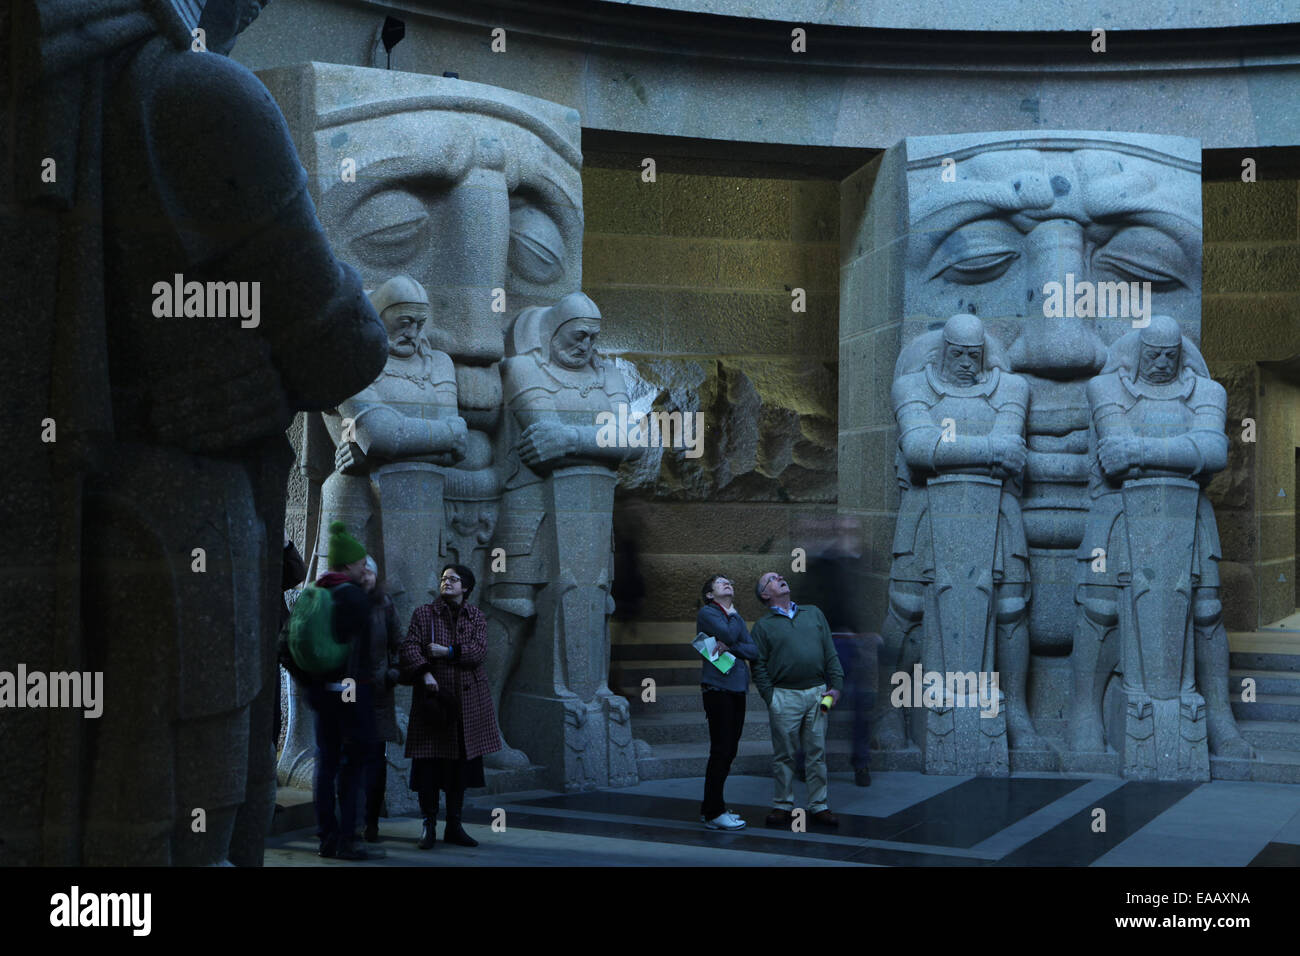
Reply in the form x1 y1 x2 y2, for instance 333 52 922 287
1200 176 1300 629
582 154 841 623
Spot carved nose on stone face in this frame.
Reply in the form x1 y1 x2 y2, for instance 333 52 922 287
1008 217 1106 376
423 164 510 365
1024 218 1086 298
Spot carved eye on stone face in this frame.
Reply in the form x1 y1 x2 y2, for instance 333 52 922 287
346 189 431 270
927 220 1022 285
509 196 565 284
1092 226 1189 291
935 250 1020 284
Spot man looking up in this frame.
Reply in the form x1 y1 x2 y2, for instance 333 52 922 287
751 571 844 829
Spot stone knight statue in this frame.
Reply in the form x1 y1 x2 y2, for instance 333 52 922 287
890 314 1043 773
1070 315 1253 778
491 292 644 790
312 275 467 617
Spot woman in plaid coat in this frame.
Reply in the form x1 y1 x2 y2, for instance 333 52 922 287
401 563 501 849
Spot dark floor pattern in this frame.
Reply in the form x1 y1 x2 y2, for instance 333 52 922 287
463 778 1214 866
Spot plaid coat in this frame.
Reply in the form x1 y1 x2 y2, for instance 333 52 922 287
400 598 502 761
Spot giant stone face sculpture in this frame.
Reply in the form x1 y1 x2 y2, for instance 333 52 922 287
856 131 1248 778
260 65 643 789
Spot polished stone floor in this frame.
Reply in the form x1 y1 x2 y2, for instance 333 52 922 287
264 771 1300 867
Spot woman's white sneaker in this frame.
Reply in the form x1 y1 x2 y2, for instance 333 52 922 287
705 812 746 830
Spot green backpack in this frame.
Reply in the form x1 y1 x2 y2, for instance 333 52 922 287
288 584 350 677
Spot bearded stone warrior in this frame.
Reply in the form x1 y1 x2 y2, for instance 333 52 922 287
491 292 644 790
890 314 1043 774
1070 315 1253 778
314 275 467 619
2 0 387 865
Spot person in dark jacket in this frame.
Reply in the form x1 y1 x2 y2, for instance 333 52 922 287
400 564 502 850
695 574 759 830
305 521 375 861
359 555 402 842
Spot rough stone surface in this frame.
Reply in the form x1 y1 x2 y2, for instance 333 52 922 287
614 356 837 502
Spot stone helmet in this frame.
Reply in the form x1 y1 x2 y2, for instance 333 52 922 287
939 313 993 372
368 275 430 319
542 291 602 345
1138 314 1183 349
1101 315 1211 380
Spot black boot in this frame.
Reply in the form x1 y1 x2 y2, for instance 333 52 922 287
417 791 439 850
417 819 437 850
443 787 478 847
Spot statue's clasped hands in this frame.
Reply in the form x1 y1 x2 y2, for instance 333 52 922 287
1097 436 1141 477
990 434 1027 478
444 416 469 461
518 421 577 467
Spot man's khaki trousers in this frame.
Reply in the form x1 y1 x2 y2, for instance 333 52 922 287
767 684 829 813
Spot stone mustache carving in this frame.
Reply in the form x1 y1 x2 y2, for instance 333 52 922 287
495 294 644 791
871 131 1249 778
261 65 644 789
2 2 388 864
1071 316 1251 778
890 315 1037 774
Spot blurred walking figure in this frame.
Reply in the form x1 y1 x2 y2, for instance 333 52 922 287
802 515 876 787
695 574 759 830
360 556 402 842
401 564 502 849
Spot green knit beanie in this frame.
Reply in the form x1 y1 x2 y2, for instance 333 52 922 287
328 520 366 569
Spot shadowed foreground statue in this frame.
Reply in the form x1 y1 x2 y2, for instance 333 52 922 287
1 0 387 864
1070 316 1253 778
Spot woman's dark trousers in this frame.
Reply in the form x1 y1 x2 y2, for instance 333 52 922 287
701 688 747 820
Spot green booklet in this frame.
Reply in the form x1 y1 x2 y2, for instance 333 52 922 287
693 632 737 674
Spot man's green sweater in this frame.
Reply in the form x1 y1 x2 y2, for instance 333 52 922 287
750 604 844 705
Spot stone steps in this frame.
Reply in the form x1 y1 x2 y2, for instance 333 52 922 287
636 738 860 782
1229 667 1300 696
1231 694 1300 723
627 683 763 714
633 709 772 745
1239 719 1300 751
614 659 711 685
1212 750 1300 784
